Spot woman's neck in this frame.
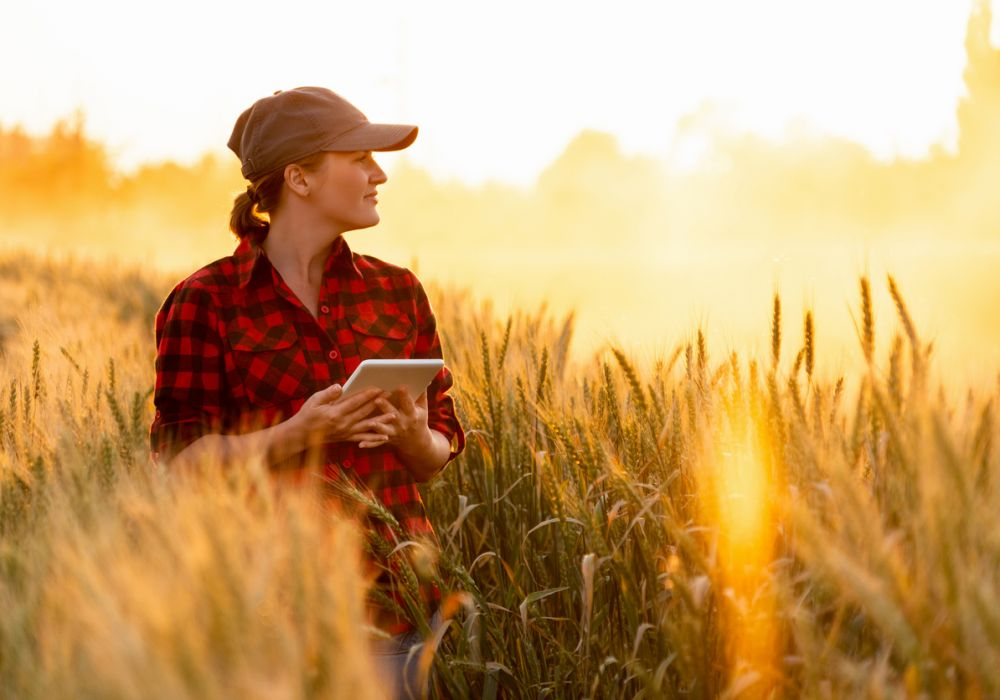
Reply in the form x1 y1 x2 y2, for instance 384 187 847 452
264 216 342 285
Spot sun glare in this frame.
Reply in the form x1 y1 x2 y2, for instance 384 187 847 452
700 419 779 695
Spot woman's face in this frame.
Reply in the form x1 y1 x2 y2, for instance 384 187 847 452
308 150 388 232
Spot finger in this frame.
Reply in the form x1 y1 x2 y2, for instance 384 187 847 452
340 399 387 427
369 420 398 437
335 386 384 410
360 415 396 434
315 383 343 404
368 413 396 426
338 415 387 437
345 396 399 427
334 388 385 418
415 391 428 408
352 431 392 448
394 386 417 417
347 431 391 443
374 396 399 416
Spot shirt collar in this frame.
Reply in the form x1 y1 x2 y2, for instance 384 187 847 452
325 235 365 281
234 238 261 288
234 235 363 288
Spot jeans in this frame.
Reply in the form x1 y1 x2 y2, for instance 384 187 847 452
371 609 442 700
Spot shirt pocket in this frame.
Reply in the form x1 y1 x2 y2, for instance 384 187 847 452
348 308 416 360
228 321 313 407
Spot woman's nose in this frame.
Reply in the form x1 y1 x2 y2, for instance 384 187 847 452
370 160 388 184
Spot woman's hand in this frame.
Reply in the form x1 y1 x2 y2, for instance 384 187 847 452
366 387 452 481
287 383 393 448
363 387 430 450
170 384 392 472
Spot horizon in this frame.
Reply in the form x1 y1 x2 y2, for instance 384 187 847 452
2 0 1000 388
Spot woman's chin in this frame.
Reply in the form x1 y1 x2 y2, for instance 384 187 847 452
343 213 380 232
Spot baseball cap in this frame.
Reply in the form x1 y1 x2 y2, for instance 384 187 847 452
227 86 418 181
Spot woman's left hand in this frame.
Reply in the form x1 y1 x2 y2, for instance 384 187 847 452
361 387 430 451
365 386 454 481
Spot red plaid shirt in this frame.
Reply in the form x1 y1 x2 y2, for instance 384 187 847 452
150 236 465 629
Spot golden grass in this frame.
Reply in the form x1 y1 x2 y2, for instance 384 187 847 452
2 249 999 698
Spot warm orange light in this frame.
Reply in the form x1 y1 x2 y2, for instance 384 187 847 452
2 5 998 384
698 423 779 697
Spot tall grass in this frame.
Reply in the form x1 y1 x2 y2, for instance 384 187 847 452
2 252 998 698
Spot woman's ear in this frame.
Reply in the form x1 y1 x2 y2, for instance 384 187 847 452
283 163 311 197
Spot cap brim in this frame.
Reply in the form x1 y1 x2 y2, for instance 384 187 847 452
321 122 418 152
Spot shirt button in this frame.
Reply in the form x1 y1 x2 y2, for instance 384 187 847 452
342 459 352 469
328 349 339 360
320 305 330 314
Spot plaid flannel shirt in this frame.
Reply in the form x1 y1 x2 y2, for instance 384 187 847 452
150 236 465 631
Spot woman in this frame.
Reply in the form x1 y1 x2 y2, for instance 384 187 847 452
149 86 465 697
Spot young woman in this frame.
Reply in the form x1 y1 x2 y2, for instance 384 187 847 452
149 86 465 697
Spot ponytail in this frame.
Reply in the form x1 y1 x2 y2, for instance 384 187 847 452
228 151 330 245
229 188 269 245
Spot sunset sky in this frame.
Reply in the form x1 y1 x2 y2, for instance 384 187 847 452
1 0 994 185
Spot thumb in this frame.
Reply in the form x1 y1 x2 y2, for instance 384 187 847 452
316 383 343 404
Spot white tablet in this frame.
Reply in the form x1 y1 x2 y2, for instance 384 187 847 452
340 359 445 399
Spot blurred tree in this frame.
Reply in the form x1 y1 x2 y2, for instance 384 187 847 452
0 108 114 218
957 0 1000 167
536 130 666 251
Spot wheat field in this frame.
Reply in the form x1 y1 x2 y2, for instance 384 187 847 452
1 249 998 699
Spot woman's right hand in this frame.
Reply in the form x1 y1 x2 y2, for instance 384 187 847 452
288 383 392 447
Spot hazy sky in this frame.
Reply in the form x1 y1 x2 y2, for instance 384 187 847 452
1 0 994 185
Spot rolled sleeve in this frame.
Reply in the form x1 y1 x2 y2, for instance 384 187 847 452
427 367 465 464
149 282 226 463
411 276 466 465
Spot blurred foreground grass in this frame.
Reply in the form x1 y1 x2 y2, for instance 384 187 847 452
1 250 998 698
